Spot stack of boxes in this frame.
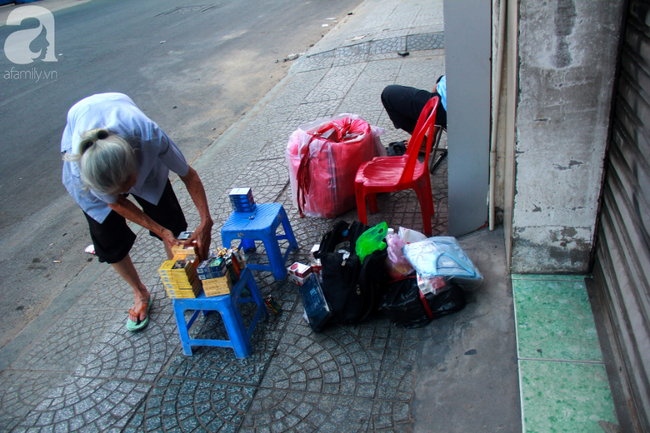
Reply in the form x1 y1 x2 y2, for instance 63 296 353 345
158 244 202 299
287 243 322 286
197 256 230 297
287 262 313 286
229 188 256 213
196 247 246 297
290 243 330 330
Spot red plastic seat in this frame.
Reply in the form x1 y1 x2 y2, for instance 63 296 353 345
355 96 439 236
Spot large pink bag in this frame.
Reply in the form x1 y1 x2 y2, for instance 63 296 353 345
286 114 385 218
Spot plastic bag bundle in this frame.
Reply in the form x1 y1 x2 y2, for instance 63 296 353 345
385 233 413 279
286 114 385 218
403 236 483 293
355 222 387 264
380 276 466 328
397 226 427 244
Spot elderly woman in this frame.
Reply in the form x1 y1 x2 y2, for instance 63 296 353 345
61 93 213 331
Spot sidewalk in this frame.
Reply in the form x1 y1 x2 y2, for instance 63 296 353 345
0 1 524 431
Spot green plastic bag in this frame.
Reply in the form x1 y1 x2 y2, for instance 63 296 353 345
356 222 388 263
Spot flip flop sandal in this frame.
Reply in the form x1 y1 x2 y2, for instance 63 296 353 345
126 301 152 332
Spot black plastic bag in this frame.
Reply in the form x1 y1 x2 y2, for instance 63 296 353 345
386 141 407 156
380 276 466 328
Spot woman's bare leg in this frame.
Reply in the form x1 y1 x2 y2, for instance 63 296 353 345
112 254 150 322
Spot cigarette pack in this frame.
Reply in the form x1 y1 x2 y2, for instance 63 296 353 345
197 257 227 279
287 262 313 286
172 244 197 257
231 245 246 271
159 258 202 298
310 243 320 260
229 187 256 212
310 258 322 280
298 274 331 332
178 231 193 240
202 273 232 297
164 278 202 298
173 254 199 269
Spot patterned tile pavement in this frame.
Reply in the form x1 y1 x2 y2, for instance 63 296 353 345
0 1 459 431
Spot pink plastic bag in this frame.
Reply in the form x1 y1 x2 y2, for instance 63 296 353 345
286 114 385 218
385 233 414 279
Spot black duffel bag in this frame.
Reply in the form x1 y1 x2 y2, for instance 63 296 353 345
313 220 389 328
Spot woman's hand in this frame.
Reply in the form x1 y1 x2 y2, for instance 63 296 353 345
183 218 213 261
161 228 182 254
179 167 214 261
109 197 182 258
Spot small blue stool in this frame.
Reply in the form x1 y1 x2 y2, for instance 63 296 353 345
172 268 268 358
221 203 298 280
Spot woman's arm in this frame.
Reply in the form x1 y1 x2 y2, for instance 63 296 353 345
179 167 213 260
108 196 181 252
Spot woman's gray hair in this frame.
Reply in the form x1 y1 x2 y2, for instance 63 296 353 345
63 128 137 195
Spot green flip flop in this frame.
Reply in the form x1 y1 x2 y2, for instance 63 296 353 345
126 301 152 332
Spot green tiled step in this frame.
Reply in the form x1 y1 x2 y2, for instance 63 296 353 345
513 278 602 362
512 275 618 433
519 360 617 432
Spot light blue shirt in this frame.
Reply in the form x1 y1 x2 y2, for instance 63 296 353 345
61 93 190 223
436 75 447 111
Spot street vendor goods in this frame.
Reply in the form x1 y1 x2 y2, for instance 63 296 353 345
158 258 202 299
299 274 332 332
403 236 484 293
286 114 385 218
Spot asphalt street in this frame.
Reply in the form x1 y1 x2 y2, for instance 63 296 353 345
0 0 363 351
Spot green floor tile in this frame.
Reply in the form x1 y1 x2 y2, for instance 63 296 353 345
513 279 602 362
519 360 617 433
511 274 588 281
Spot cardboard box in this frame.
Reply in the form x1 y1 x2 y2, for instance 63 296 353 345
197 257 227 279
159 258 202 298
310 258 322 280
288 262 312 286
310 243 320 260
298 274 332 332
202 273 232 297
229 187 256 212
171 244 197 257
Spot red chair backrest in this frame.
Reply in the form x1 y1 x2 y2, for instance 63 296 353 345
400 96 439 183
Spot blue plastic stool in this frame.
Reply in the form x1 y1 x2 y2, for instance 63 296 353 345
221 203 298 280
172 268 268 358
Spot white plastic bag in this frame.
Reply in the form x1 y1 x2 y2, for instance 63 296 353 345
403 237 484 292
398 226 427 244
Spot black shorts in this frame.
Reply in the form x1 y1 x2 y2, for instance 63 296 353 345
84 180 187 264
381 84 447 133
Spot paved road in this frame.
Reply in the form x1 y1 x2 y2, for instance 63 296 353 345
0 0 362 351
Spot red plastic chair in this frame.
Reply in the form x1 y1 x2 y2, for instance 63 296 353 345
355 96 439 236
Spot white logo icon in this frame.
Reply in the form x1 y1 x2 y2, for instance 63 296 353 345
4 6 57 65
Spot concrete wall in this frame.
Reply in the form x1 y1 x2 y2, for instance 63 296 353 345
511 0 624 273
491 0 507 226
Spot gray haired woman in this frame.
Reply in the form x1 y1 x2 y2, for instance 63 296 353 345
61 93 213 331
